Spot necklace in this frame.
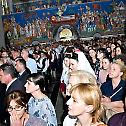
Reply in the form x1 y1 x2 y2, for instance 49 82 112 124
75 119 81 126
74 119 93 126
75 121 80 126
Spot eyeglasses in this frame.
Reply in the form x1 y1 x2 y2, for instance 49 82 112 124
8 105 24 112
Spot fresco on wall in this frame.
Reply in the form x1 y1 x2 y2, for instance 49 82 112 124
2 0 126 46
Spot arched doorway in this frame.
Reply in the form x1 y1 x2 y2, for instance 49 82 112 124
53 24 79 41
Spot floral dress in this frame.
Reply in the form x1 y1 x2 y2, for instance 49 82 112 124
26 116 47 126
28 96 57 126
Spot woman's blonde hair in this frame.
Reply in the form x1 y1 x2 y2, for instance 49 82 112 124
70 83 103 123
113 60 126 80
69 70 97 84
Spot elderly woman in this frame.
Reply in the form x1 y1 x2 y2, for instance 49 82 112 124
100 60 126 123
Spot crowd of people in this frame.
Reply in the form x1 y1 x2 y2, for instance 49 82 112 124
0 34 126 126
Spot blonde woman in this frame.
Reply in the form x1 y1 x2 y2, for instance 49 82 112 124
64 70 97 126
66 70 96 96
66 83 107 126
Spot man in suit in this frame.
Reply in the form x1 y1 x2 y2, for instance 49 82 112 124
0 63 26 95
15 57 31 85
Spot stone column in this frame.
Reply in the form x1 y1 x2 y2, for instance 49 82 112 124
0 2 5 48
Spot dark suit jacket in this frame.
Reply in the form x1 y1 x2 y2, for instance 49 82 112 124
18 69 31 86
0 83 6 123
6 78 26 96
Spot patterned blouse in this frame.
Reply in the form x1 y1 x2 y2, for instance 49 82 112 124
28 96 57 126
26 116 47 126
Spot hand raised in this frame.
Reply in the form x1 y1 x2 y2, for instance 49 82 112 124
10 112 23 126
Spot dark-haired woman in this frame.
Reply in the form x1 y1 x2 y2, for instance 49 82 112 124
96 48 110 80
24 73 57 126
98 56 112 84
6 90 47 126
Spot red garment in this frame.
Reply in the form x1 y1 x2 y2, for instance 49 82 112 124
59 82 66 92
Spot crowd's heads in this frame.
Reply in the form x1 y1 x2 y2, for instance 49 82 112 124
32 51 40 58
11 48 21 60
64 46 74 54
73 42 84 52
113 54 126 65
40 50 48 57
97 48 110 60
1 50 8 58
110 42 117 51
